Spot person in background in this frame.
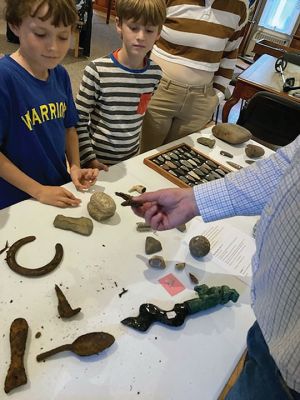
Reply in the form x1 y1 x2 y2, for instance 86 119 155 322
75 0 166 169
75 0 93 57
0 0 99 210
140 0 249 152
131 135 300 400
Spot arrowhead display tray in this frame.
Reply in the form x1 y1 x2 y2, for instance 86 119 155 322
143 143 231 188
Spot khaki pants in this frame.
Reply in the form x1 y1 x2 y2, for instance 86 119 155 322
140 76 219 153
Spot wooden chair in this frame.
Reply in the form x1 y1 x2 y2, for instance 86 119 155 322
106 0 115 24
237 91 300 149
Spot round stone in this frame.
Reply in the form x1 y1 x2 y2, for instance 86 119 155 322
87 192 116 222
189 235 210 258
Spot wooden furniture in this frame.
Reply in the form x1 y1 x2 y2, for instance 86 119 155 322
143 143 230 188
236 91 300 149
93 0 109 13
93 0 115 23
253 39 300 61
222 54 300 122
105 0 115 24
291 20 300 49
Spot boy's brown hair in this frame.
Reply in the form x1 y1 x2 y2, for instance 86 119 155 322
5 0 78 28
115 0 166 30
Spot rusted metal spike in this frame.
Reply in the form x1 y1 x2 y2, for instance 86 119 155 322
55 285 81 318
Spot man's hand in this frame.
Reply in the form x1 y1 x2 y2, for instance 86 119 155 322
131 188 199 231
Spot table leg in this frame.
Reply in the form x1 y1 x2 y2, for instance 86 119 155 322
74 30 80 58
106 0 113 24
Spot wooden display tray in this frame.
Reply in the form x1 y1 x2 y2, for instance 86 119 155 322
143 143 230 188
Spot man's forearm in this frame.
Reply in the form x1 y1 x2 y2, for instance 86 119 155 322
194 136 299 222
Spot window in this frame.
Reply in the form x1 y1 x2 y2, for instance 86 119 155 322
258 0 300 35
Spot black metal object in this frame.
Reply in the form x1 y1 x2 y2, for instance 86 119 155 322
275 54 300 92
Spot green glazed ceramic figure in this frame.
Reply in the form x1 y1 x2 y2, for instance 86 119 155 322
121 284 239 332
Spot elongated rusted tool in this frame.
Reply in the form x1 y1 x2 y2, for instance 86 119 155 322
36 332 115 362
4 318 29 393
115 192 143 207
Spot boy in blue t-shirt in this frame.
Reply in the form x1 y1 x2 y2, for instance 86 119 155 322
0 0 99 209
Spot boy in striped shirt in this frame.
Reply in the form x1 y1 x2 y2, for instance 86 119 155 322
76 0 166 168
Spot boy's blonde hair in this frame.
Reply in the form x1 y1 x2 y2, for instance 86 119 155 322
5 0 78 28
115 0 166 30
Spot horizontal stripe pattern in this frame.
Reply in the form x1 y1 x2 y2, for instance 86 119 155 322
76 55 162 165
153 0 248 94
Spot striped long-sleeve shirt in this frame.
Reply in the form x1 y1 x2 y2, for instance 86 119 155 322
152 0 248 96
76 52 162 166
194 135 300 392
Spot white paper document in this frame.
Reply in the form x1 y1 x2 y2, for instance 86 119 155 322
187 218 256 283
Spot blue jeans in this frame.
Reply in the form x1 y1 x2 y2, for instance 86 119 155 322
225 321 300 400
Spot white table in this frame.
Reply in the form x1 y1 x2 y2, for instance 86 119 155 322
0 128 274 400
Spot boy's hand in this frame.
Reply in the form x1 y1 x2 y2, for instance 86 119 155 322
35 186 81 208
86 159 109 172
70 165 99 190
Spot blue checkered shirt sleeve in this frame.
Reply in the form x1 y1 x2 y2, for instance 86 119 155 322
193 135 300 392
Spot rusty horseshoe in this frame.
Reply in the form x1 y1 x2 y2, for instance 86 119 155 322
6 236 63 277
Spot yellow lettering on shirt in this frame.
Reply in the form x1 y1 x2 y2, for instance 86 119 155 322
31 108 42 126
21 111 33 131
49 103 57 119
40 105 50 122
21 102 67 131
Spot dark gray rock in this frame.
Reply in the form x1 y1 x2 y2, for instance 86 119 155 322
145 236 162 255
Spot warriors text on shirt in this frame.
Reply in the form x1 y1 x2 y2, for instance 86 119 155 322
21 102 67 131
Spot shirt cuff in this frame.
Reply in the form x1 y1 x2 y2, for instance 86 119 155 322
193 179 236 222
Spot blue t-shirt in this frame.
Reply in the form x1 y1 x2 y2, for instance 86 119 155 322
0 56 78 209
